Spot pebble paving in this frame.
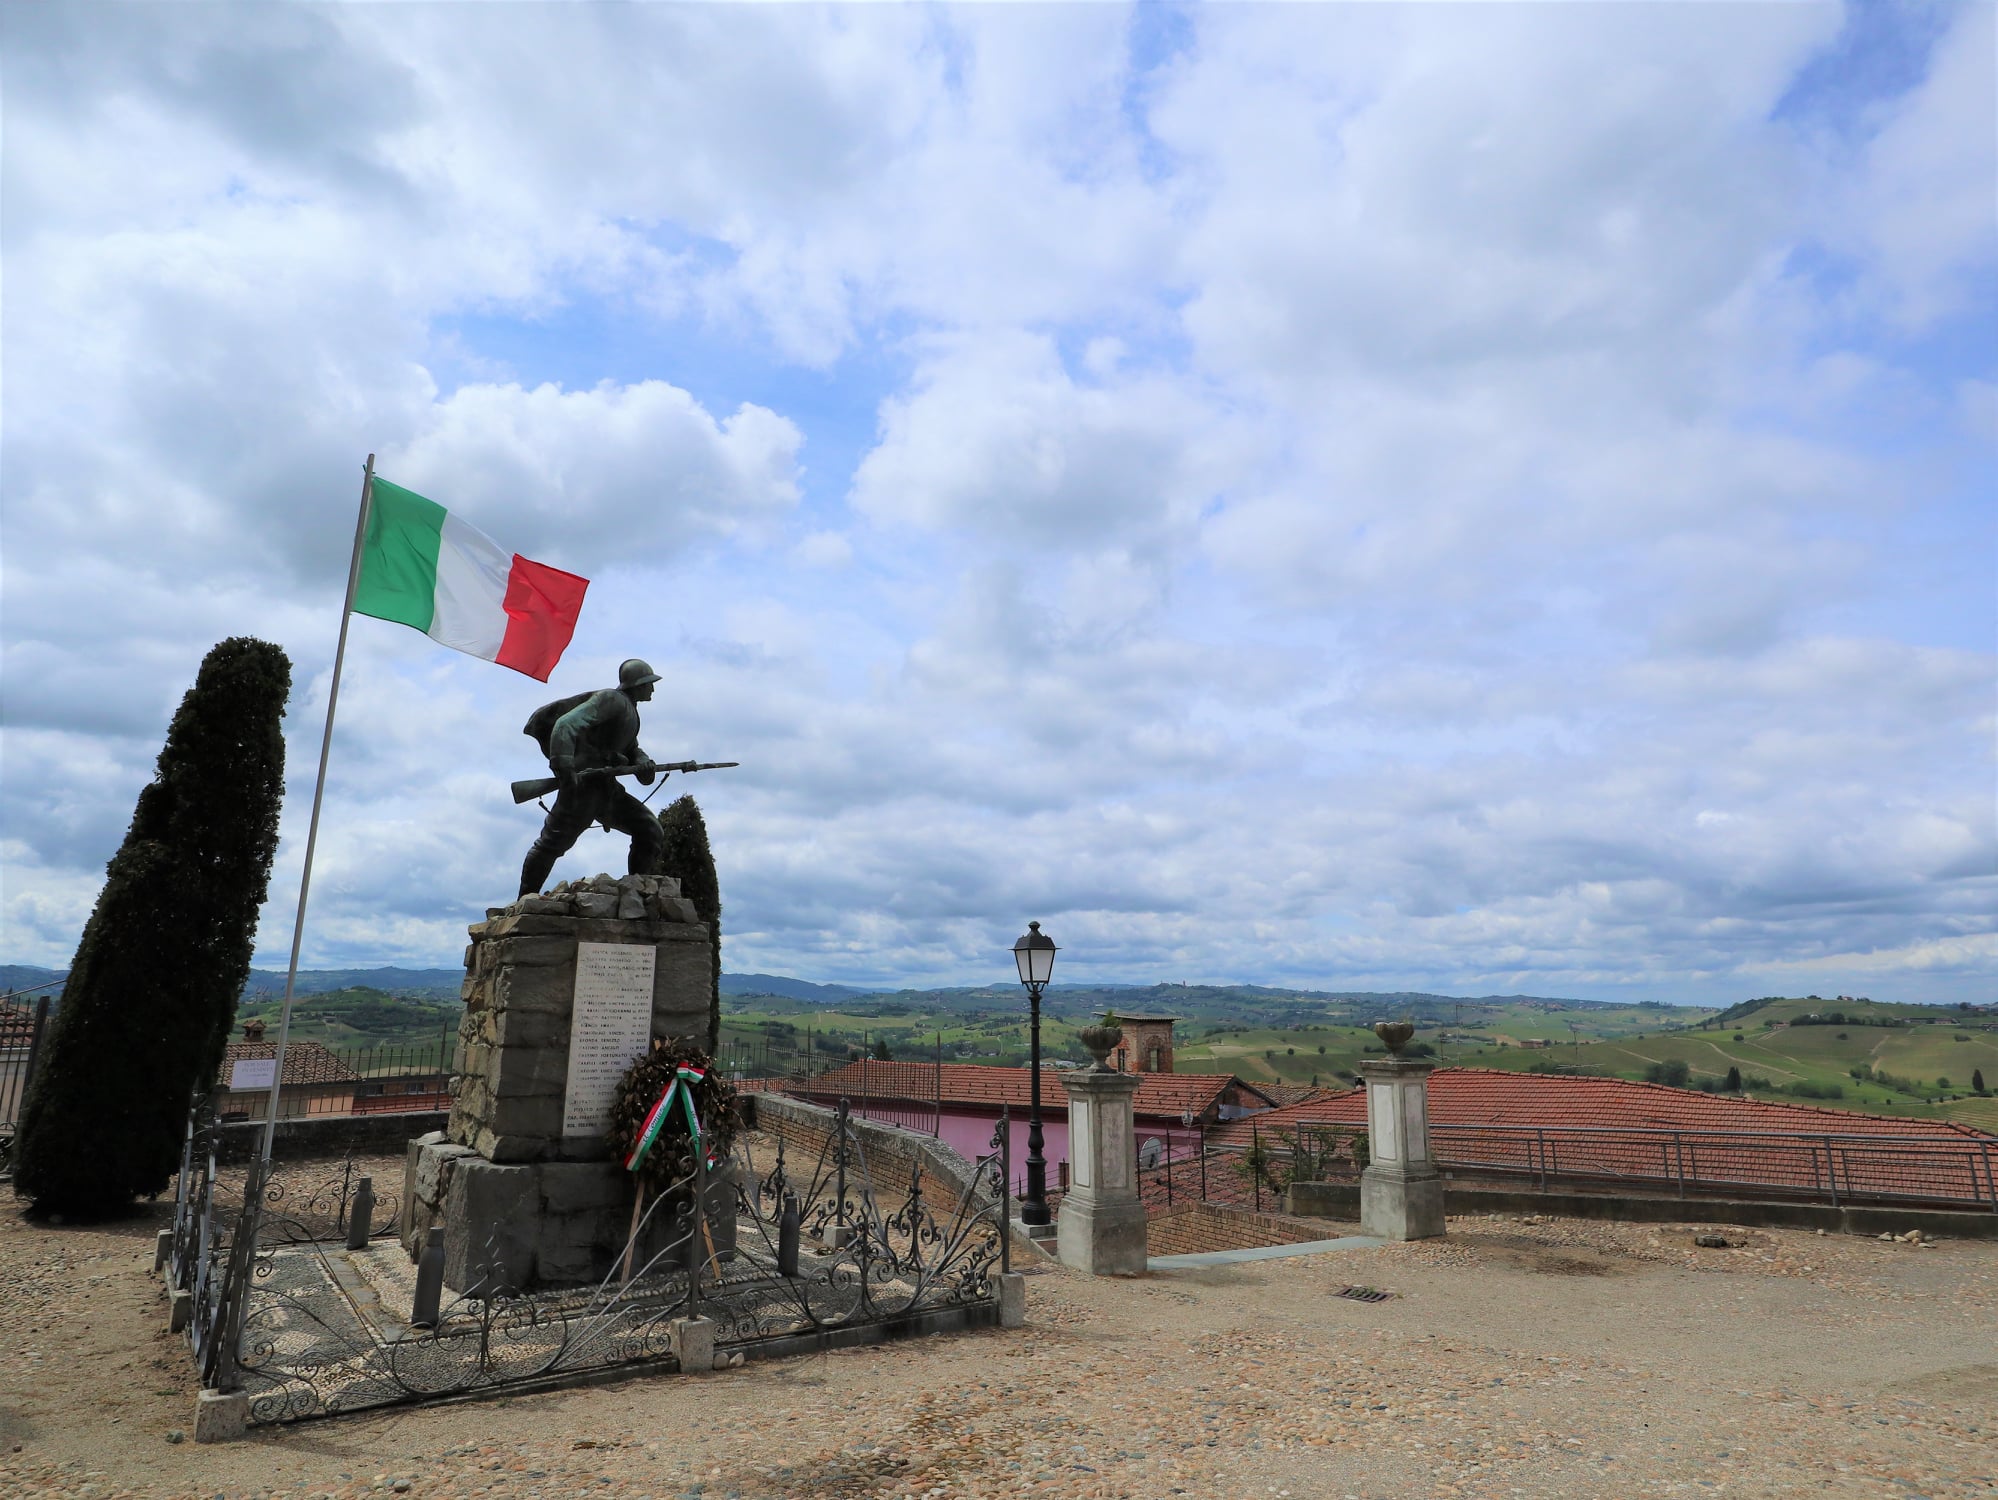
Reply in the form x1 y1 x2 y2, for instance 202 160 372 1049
4 1185 1995 1500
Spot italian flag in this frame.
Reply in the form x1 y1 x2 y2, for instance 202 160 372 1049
352 477 589 682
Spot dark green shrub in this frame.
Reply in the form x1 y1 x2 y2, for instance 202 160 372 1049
14 639 290 1215
1643 1059 1692 1088
657 795 721 1052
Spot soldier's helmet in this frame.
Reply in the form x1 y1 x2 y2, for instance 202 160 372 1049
619 658 662 690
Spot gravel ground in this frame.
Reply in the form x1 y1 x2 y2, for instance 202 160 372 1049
3 1182 1995 1500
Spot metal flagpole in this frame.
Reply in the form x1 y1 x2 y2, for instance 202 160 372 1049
262 455 377 1164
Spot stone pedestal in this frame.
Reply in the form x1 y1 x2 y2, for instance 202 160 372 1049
401 873 724 1291
1358 1058 1445 1241
1056 1069 1147 1275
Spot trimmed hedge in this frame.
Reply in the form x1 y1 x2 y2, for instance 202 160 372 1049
14 638 290 1214
657 794 721 1052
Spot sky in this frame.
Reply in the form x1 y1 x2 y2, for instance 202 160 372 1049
1 2 1992 1007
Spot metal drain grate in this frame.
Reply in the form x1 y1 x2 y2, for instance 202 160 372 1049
1337 1285 1393 1303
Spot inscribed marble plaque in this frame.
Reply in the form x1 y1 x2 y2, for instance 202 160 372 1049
562 942 656 1135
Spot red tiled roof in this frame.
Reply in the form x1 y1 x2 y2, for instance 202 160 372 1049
221 1040 359 1088
1204 1069 1995 1206
790 1061 1252 1121
1205 1069 1994 1146
1255 1084 1344 1108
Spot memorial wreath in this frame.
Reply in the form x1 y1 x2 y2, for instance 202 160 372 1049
606 1038 743 1198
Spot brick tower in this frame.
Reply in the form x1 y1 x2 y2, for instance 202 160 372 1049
1111 1014 1177 1073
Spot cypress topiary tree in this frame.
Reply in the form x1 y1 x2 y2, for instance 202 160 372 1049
14 638 290 1215
657 794 721 1052
1975 1069 1986 1095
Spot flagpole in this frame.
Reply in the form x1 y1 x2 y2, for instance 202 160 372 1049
262 454 376 1164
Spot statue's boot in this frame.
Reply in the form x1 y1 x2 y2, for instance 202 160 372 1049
519 846 560 899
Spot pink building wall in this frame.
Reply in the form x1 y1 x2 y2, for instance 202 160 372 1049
852 1101 1204 1198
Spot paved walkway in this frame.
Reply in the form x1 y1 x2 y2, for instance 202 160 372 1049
1148 1233 1382 1268
5 1196 1996 1499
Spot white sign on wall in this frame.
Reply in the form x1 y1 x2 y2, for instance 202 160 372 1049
562 942 657 1135
229 1058 279 1091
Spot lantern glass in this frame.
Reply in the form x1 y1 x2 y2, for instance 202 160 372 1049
1013 921 1057 987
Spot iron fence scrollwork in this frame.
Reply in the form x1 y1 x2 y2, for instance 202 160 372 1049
168 1092 1011 1425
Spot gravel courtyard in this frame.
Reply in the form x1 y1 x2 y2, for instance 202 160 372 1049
3 1184 1994 1500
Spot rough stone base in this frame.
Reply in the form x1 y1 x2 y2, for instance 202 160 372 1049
402 1132 737 1291
1056 1194 1149 1275
193 1388 247 1444
1360 1164 1446 1241
448 875 712 1167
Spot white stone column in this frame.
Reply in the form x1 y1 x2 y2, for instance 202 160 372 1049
1055 1069 1148 1275
1359 1059 1445 1241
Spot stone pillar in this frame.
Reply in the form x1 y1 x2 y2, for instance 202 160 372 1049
1055 1069 1147 1275
1358 1058 1445 1241
401 872 719 1291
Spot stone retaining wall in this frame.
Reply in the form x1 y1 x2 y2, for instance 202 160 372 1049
1144 1201 1339 1257
214 1112 449 1164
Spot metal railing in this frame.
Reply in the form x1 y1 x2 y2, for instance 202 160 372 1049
0 995 54 1168
1426 1123 1998 1212
219 1034 455 1121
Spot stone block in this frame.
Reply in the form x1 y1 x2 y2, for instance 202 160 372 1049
492 1007 571 1049
658 896 699 924
540 1161 625 1217
573 892 620 919
515 897 567 915
672 1316 716 1374
193 1388 247 1444
534 1236 602 1286
442 1156 540 1292
414 1138 476 1204
490 1041 570 1097
496 934 577 969
1360 1165 1445 1241
154 1228 173 1274
488 1091 565 1141
166 1288 192 1332
1057 1195 1148 1276
995 1271 1026 1328
617 887 647 920
491 963 573 1017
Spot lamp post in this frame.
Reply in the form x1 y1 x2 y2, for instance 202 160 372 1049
1013 920 1058 1227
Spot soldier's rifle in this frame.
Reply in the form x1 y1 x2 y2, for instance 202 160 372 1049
510 761 739 805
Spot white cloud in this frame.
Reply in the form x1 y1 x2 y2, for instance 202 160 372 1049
2 4 1990 1011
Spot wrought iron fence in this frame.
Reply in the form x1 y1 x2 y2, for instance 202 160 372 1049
166 1097 1011 1426
0 993 54 1172
218 1034 455 1122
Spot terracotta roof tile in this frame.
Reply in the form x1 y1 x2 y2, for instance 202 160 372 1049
1207 1069 1995 1145
221 1040 359 1087
1204 1068 1995 1205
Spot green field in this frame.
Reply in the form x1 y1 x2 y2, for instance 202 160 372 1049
224 984 1998 1131
234 987 459 1059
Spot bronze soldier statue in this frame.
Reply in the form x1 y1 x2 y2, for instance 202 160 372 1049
517 658 668 897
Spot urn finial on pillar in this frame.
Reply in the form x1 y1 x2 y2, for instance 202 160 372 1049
1358 1054 1445 1241
1055 1068 1148 1274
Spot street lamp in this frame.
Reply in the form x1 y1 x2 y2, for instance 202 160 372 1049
1013 920 1058 1227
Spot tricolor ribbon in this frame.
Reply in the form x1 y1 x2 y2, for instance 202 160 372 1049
626 1081 679 1171
625 1063 712 1173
